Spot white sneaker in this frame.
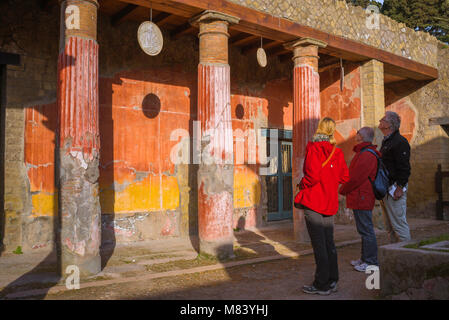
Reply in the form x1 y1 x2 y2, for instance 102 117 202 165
354 263 369 272
350 259 362 266
354 263 379 272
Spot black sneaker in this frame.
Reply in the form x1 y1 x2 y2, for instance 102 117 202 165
302 285 331 295
329 281 338 293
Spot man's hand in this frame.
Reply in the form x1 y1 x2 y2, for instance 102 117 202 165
393 186 404 200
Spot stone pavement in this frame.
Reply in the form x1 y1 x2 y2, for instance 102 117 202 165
0 218 448 300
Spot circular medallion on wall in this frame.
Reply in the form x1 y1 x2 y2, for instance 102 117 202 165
257 47 267 67
137 21 163 56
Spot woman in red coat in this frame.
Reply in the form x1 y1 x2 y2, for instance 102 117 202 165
339 127 380 272
295 117 349 295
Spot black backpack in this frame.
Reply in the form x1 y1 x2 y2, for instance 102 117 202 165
361 148 390 200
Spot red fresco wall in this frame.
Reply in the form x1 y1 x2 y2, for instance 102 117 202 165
23 63 362 234
24 103 58 217
320 63 362 162
385 87 416 142
98 67 196 217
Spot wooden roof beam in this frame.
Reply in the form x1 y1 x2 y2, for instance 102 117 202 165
241 39 278 55
231 34 258 47
111 4 138 26
170 22 196 39
152 12 173 26
268 46 289 57
117 0 438 81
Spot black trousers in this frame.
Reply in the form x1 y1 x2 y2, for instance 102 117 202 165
304 208 339 290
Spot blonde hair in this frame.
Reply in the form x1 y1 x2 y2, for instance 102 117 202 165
315 117 337 145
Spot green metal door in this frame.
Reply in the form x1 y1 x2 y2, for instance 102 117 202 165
266 138 293 221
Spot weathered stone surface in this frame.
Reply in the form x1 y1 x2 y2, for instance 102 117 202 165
0 0 448 252
229 0 440 67
379 240 449 299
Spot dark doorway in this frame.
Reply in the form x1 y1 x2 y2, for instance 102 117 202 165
263 128 293 221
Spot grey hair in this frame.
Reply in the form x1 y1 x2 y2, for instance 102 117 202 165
384 111 401 131
358 127 374 142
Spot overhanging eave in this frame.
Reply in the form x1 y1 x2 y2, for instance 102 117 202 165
117 0 439 81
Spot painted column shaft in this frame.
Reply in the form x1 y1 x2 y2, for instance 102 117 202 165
191 11 239 259
197 63 234 249
58 0 101 277
292 64 321 242
286 39 326 242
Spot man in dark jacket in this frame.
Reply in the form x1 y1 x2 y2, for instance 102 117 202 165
339 127 379 272
378 111 411 242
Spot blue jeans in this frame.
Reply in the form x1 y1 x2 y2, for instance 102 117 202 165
353 210 378 266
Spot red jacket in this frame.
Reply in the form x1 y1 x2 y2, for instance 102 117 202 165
339 142 380 210
294 141 349 216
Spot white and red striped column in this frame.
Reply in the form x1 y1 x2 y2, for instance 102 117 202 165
58 0 101 277
190 11 239 259
285 38 327 242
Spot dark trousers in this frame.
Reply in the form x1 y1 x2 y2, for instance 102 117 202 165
304 208 338 291
353 209 378 265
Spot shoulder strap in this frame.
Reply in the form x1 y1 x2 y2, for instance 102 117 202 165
361 147 379 160
361 148 381 182
322 145 337 168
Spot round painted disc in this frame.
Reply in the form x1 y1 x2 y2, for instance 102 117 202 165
137 21 163 56
257 48 267 67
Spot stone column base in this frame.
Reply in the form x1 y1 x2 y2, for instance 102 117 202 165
61 252 101 278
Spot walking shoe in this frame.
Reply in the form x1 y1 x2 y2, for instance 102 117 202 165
354 263 379 272
302 285 331 295
354 262 368 272
329 281 338 293
350 259 362 266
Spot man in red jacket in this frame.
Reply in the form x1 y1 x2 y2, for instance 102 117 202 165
339 127 380 272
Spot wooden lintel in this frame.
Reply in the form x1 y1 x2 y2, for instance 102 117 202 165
117 0 438 80
111 4 138 26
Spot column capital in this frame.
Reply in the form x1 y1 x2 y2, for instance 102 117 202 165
283 37 327 50
59 0 99 8
284 38 327 70
189 10 240 27
192 11 238 64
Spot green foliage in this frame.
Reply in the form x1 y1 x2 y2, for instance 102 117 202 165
345 0 382 9
404 233 449 249
12 246 23 254
345 0 449 43
381 0 449 43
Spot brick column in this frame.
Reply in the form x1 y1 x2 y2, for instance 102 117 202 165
58 0 101 277
361 59 385 146
361 59 385 228
285 38 327 242
190 11 239 259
